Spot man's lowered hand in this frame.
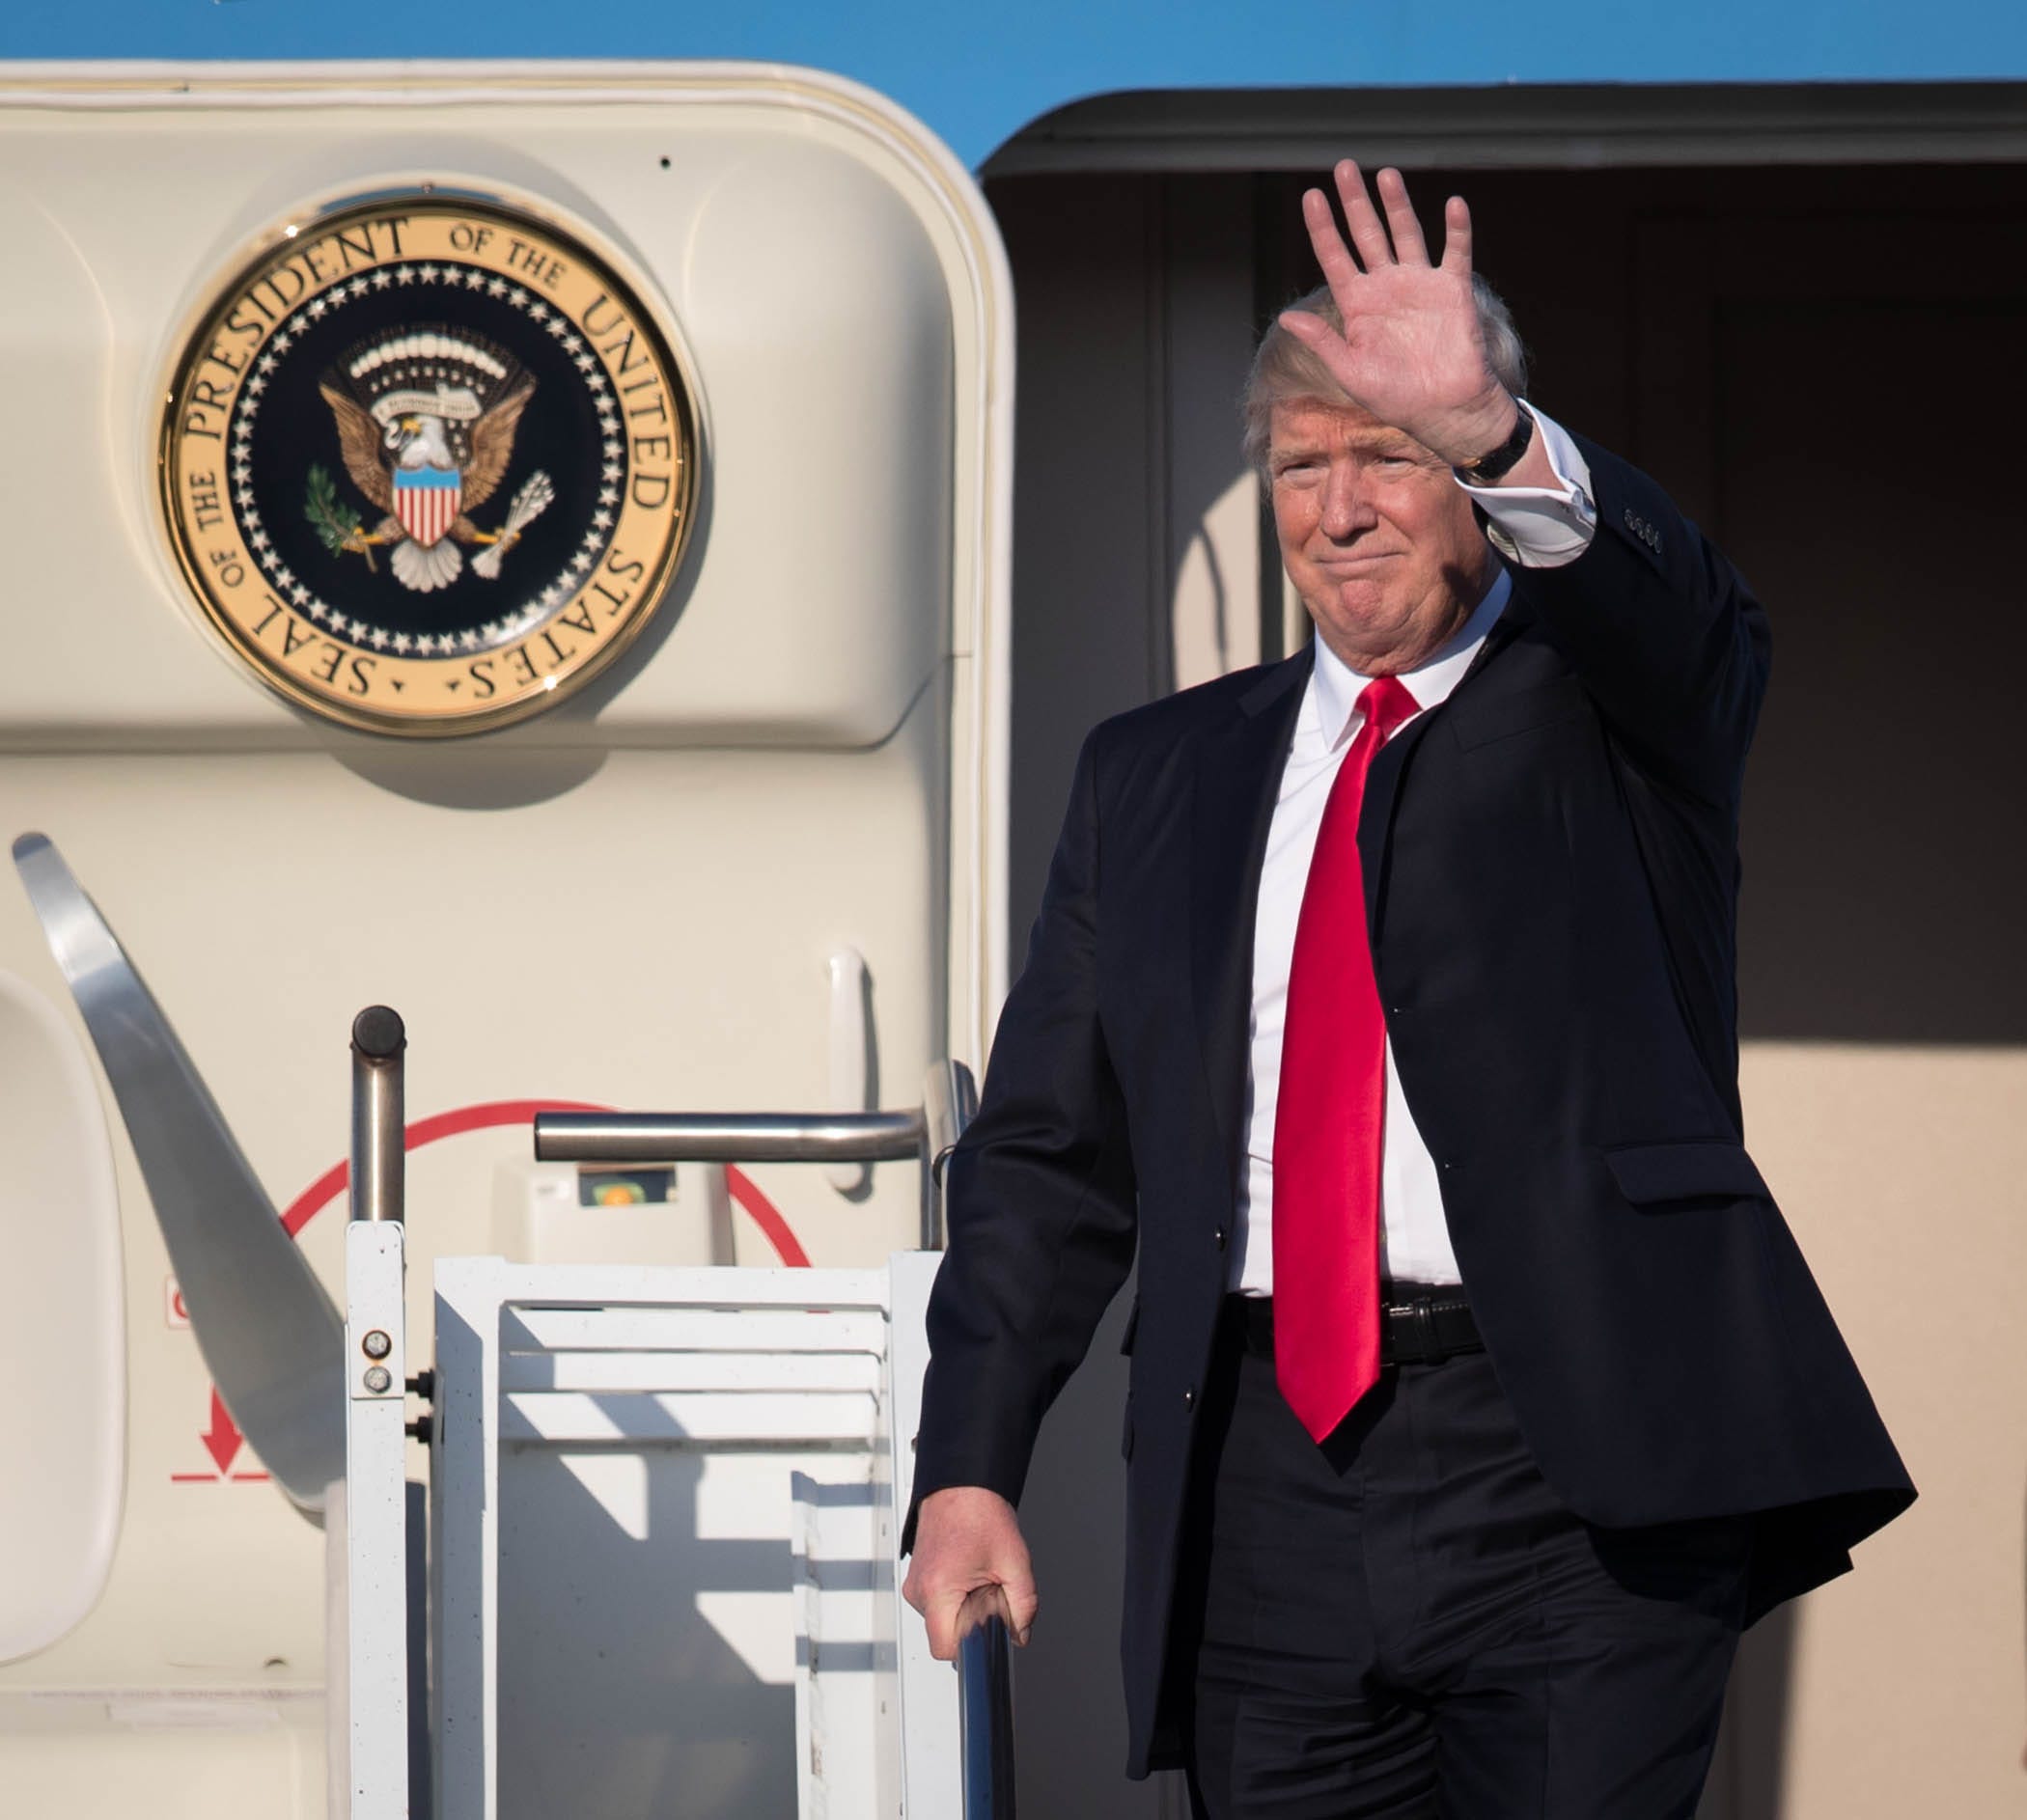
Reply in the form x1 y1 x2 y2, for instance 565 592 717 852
902 1485 1039 1660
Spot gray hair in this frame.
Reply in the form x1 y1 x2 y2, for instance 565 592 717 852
1240 276 1528 473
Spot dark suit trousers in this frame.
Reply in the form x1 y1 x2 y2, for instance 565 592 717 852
1175 1307 1749 1819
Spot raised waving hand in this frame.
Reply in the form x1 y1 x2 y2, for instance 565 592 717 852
1278 162 1521 471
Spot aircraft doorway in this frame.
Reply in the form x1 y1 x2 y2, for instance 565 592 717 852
985 124 2027 1820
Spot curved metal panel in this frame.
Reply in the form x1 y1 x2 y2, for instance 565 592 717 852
11 833 344 1512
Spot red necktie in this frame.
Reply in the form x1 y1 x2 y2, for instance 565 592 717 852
1272 673 1420 1442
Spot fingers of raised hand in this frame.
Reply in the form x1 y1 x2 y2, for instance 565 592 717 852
1312 164 1464 279
1301 184 1362 294
1277 308 1336 359
1375 166 1430 265
1440 193 1473 275
1274 307 1356 392
1332 159 1395 270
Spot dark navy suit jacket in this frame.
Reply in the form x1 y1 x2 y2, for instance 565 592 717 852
908 437 1913 1777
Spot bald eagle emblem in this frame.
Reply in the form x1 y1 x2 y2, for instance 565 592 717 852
308 326 555 593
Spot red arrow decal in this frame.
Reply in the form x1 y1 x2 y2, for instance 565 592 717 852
200 1389 244 1475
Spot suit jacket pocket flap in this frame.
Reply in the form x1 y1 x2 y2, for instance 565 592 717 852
1604 1140 1769 1204
1448 676 1591 750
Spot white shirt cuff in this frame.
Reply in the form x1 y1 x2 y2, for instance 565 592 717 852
1457 403 1597 569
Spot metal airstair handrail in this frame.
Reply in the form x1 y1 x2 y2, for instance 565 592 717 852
533 1060 982 1250
534 1109 926 1164
958 1612 1017 1818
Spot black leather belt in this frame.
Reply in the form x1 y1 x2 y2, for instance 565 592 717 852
1230 1284 1484 1366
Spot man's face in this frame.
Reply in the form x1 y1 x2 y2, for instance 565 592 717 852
1268 399 1496 675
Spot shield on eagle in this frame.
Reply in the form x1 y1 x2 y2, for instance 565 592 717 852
313 326 547 593
393 466 462 548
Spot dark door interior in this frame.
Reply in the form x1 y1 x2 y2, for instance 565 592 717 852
1255 161 2027 1046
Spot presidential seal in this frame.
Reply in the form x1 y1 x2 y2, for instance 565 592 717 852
158 192 699 735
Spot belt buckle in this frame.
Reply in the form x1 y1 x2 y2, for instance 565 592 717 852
1386 1293 1447 1366
1411 1296 1444 1364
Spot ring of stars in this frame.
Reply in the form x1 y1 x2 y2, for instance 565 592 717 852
224 259 629 657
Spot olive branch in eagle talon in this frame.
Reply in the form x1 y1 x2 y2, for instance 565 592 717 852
307 326 556 594
305 463 373 569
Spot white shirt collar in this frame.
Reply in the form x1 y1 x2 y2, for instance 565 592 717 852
1309 567 1513 750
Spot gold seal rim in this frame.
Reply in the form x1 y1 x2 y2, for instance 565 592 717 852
155 185 702 739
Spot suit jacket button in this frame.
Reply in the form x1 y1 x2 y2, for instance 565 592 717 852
1214 1227 1227 1251
1182 1386 1196 1411
1623 506 1637 529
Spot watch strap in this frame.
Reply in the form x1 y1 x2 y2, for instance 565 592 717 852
1454 401 1535 485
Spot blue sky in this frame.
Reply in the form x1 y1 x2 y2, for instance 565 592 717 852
5 1 2023 168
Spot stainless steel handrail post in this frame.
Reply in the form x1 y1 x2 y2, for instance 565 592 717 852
920 1059 980 1250
958 1613 1017 1818
350 1006 406 1224
343 1005 412 1818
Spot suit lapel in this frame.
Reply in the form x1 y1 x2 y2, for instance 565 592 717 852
1458 573 1534 685
1359 583 1535 932
1357 707 1435 935
1188 650 1311 1174
1185 598 1534 1162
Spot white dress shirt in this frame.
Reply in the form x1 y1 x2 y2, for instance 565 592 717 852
1230 404 1598 1293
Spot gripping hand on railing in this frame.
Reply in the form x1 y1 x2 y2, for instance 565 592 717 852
902 1486 1038 1659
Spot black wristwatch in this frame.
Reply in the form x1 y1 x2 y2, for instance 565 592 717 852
1454 401 1535 485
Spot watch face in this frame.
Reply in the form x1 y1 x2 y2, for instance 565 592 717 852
159 190 700 736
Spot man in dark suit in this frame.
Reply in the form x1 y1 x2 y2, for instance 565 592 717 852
902 163 1911 1817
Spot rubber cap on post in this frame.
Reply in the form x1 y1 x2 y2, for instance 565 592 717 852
351 1006 406 1059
